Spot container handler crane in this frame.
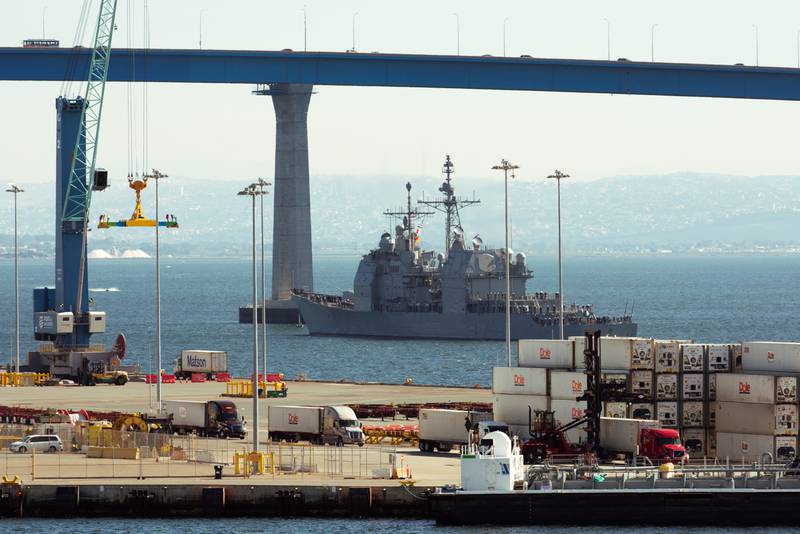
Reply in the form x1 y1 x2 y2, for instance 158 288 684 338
26 0 121 385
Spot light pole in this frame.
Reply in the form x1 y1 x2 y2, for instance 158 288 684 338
352 12 359 51
796 29 799 68
254 178 271 395
42 7 47 39
547 170 570 340
503 17 509 56
303 5 308 52
753 24 759 66
603 18 611 60
148 169 168 412
651 23 658 62
492 160 518 367
238 184 263 452
199 10 205 49
452 13 460 55
6 185 23 374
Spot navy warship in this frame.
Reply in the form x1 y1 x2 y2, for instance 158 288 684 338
293 156 636 340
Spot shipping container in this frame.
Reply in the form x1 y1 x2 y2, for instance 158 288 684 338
716 374 775 404
682 374 704 401
492 367 547 395
708 428 717 457
715 432 774 462
549 399 588 444
708 401 717 428
655 341 680 373
708 374 717 401
176 350 228 377
630 370 654 397
656 374 678 401
629 402 654 420
775 436 798 461
707 345 731 372
741 341 800 374
731 344 743 371
599 337 634 370
716 402 776 435
492 394 548 426
631 338 654 370
680 344 705 373
681 401 705 428
777 376 798 404
682 428 707 457
599 417 660 454
603 402 627 419
548 370 586 400
518 339 574 369
775 404 799 437
656 402 678 428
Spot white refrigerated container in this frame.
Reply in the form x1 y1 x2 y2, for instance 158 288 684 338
603 402 627 419
681 401 705 428
548 370 586 400
715 432 774 462
680 344 705 373
741 341 800 374
655 341 681 373
716 374 775 404
492 394 549 426
775 436 798 461
629 402 654 420
682 428 707 457
492 367 548 395
549 399 588 444
715 402 776 435
775 404 799 437
631 338 654 370
518 339 574 369
776 376 798 404
630 370 654 396
655 373 678 401
708 374 717 401
682 374 704 401
707 344 732 372
656 401 679 428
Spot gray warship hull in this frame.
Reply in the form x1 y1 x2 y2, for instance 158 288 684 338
294 296 637 340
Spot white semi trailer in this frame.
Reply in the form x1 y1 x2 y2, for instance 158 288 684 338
418 409 493 452
268 405 364 446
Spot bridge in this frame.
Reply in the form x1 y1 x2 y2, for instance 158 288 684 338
3 47 798 317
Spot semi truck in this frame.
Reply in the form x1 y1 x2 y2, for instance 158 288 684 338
162 400 246 439
268 405 364 446
173 350 228 380
418 409 493 452
599 417 686 462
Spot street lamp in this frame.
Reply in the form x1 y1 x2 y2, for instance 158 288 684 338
303 5 308 52
42 7 47 39
603 18 611 60
352 12 359 51
491 160 519 367
796 29 799 68
199 10 205 49
547 170 570 340
6 185 23 374
651 24 658 62
238 184 264 452
253 178 272 396
148 169 168 412
452 13 460 55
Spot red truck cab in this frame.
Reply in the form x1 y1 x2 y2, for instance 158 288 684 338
640 428 687 461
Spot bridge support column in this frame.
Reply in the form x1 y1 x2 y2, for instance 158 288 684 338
250 83 313 324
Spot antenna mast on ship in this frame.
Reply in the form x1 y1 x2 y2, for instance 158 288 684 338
418 155 480 256
383 182 433 252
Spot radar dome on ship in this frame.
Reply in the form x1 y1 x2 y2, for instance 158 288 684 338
379 232 395 251
515 252 527 267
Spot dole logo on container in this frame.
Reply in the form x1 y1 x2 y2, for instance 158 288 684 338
570 380 583 393
513 374 526 387
739 381 751 395
288 413 299 425
539 347 552 360
571 407 585 418
768 351 775 362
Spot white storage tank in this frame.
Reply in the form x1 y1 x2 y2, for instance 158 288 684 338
715 432 774 462
655 374 678 401
492 367 547 396
680 344 705 373
547 370 586 400
518 339 574 369
492 394 548 426
716 374 775 404
741 341 800 374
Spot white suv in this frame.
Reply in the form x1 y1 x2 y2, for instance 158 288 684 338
9 435 63 453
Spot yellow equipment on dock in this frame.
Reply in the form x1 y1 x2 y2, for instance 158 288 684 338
224 380 287 399
0 372 51 387
97 170 178 229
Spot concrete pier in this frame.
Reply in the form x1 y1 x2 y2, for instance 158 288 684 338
269 83 314 301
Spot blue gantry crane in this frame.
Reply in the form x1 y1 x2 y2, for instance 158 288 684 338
27 0 126 384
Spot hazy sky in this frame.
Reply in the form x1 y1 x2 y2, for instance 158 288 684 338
2 0 800 189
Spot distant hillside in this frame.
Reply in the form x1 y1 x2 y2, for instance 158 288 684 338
1 172 799 257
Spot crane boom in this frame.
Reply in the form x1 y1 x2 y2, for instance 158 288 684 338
61 0 118 317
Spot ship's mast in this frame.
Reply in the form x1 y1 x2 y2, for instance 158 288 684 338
419 155 480 256
384 182 433 252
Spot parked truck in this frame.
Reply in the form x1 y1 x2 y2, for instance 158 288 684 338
418 409 493 452
173 350 228 380
599 417 686 462
268 405 364 446
162 400 246 439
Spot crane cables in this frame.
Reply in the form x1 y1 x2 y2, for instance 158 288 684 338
61 0 93 98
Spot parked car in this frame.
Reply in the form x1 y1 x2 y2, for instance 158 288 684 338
9 435 63 453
